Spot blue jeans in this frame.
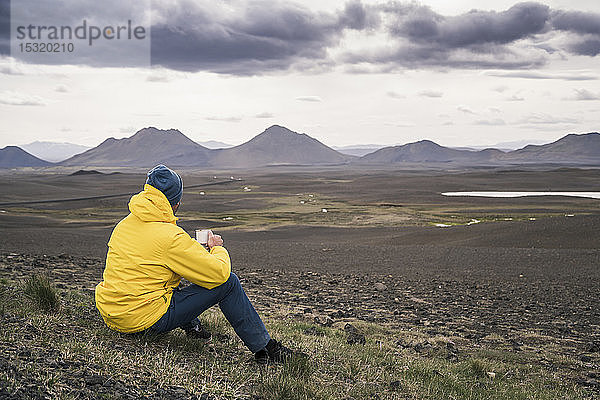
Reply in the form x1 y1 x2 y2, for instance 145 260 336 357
149 273 271 353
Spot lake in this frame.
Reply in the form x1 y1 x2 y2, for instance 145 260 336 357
441 191 600 199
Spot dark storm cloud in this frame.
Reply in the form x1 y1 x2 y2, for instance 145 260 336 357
0 0 9 56
344 2 553 70
551 10 600 35
341 2 600 71
550 9 600 56
3 1 600 74
567 38 600 56
150 0 374 74
387 2 550 47
338 0 380 30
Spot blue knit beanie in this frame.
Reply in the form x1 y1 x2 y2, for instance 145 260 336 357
146 164 183 205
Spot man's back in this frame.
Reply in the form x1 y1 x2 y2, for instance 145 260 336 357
95 183 230 333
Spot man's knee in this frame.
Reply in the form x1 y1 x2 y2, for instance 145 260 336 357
226 272 240 287
217 272 240 291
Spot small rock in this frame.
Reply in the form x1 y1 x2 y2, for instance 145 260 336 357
327 309 344 318
344 323 366 345
215 333 230 343
446 341 459 361
587 341 600 353
304 327 325 336
413 341 432 353
509 338 523 350
17 349 31 358
577 378 599 388
84 374 105 386
314 315 334 327
396 339 411 349
374 282 387 291
389 380 402 390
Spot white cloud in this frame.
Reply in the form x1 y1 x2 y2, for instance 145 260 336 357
146 74 172 82
55 84 69 93
205 116 243 122
0 58 25 75
384 121 416 128
0 91 46 106
569 88 600 100
475 118 506 126
457 105 475 114
119 126 136 134
487 71 598 81
386 91 406 99
418 90 443 98
295 96 322 102
506 94 525 101
255 112 274 118
516 113 579 125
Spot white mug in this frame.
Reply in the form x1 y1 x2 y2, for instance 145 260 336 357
195 229 211 244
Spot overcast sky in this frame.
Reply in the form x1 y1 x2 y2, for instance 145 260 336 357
1 0 599 149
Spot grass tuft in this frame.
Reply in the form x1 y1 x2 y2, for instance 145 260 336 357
467 358 490 379
281 353 314 380
23 274 61 312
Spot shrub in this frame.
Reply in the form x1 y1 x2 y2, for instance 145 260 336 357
23 274 60 312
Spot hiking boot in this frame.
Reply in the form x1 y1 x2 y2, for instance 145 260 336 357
254 339 303 364
184 323 211 340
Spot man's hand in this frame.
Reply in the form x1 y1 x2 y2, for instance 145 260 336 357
207 230 223 249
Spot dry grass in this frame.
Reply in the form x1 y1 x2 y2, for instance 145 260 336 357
0 277 591 400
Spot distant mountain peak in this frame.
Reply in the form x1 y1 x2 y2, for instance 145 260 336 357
209 124 351 167
132 127 184 137
61 127 211 167
262 125 305 137
0 146 53 168
561 131 599 140
265 124 289 131
414 139 440 146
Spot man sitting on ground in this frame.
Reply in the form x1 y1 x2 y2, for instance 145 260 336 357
95 164 294 364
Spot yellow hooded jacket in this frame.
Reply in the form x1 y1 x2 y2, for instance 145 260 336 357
95 184 231 333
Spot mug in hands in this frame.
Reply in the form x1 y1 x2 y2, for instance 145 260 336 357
195 229 224 250
195 229 210 244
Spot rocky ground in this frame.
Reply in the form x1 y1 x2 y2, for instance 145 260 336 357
0 251 598 398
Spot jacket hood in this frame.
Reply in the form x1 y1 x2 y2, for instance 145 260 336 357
128 184 178 223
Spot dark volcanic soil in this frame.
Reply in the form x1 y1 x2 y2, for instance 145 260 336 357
0 168 599 397
1 240 598 357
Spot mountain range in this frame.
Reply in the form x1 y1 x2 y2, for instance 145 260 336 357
1 125 599 169
361 133 600 165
